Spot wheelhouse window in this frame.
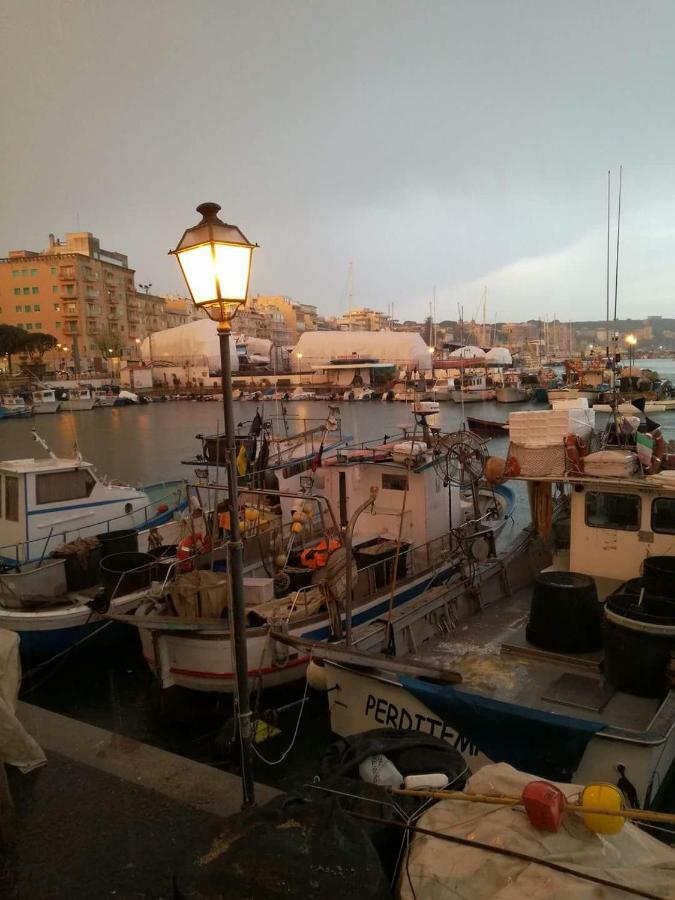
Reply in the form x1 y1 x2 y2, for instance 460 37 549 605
382 473 408 491
5 476 19 522
36 469 96 504
585 491 640 531
652 497 675 534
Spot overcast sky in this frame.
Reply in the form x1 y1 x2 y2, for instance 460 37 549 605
2 0 675 323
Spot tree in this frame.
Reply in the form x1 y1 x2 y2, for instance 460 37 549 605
95 330 125 359
24 332 58 362
0 324 29 373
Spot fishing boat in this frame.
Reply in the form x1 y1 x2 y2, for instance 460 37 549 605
450 374 495 403
26 389 61 415
342 386 374 401
58 387 99 411
466 416 509 437
495 373 531 403
127 429 511 693
0 396 32 418
0 431 186 657
93 388 116 407
314 431 675 810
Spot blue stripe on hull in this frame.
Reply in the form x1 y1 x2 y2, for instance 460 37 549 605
18 620 130 661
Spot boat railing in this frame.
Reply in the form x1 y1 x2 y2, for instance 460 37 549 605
0 483 186 564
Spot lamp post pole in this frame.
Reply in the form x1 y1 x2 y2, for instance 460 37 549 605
219 320 255 807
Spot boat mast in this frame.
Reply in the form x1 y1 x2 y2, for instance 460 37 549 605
347 261 353 332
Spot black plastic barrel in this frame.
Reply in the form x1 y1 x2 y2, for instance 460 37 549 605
354 538 410 589
100 552 154 600
148 544 178 582
60 545 101 591
526 571 601 653
96 528 139 557
643 557 675 599
603 593 675 697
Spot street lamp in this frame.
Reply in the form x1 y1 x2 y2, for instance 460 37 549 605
171 202 257 808
296 351 303 371
625 333 637 377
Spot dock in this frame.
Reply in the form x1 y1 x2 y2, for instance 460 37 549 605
1 703 279 899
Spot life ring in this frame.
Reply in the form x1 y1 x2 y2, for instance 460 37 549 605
299 538 342 570
177 532 211 571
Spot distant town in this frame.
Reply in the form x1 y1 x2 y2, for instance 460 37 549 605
0 228 672 381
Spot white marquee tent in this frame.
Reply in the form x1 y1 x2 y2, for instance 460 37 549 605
140 319 238 372
292 330 432 372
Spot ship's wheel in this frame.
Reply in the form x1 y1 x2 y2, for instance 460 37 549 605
433 430 487 486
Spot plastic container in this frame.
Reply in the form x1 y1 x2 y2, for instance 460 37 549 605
284 566 313 592
581 783 624 835
643 556 675 599
526 571 601 653
603 593 675 697
96 528 139 557
100 552 154 600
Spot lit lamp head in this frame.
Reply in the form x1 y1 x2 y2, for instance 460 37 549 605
171 202 257 326
625 334 637 346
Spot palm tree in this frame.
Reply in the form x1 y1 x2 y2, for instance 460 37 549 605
0 324 29 373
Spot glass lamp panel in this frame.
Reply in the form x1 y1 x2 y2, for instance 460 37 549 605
214 244 251 302
177 244 217 303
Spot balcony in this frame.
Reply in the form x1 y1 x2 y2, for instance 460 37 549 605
83 270 96 283
86 304 102 316
85 289 99 301
128 314 142 325
108 310 121 320
127 299 141 310
86 322 101 335
107 293 118 304
64 323 80 335
63 305 79 317
59 270 76 280
60 289 77 300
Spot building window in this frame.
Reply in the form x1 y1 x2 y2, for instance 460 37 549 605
21 268 28 276
53 303 60 311
32 287 39 295
50 267 57 275
35 322 42 329
23 305 31 312
33 304 40 311
5 476 19 522
36 469 96 504
30 268 37 276
66 285 74 295
55 321 61 329
22 287 30 295
382 473 408 491
52 285 58 294
25 323 33 330
585 492 640 531
14 305 21 312
13 289 20 296
12 270 19 278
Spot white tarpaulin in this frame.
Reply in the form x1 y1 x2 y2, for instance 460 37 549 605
292 330 432 372
0 629 45 772
449 345 486 358
485 346 513 365
400 763 675 899
140 320 238 372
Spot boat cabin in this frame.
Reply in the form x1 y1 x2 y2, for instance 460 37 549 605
319 448 461 548
0 457 150 562
566 476 675 586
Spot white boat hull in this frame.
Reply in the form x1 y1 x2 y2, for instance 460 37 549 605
32 402 61 414
134 562 456 693
323 663 675 809
60 399 98 411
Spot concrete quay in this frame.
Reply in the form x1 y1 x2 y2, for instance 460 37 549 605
1 703 279 899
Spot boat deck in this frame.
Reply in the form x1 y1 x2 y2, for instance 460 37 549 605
413 588 675 740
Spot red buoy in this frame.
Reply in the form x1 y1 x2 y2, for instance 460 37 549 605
522 780 567 832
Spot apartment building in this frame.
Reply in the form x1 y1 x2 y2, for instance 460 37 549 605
335 306 391 331
0 232 137 371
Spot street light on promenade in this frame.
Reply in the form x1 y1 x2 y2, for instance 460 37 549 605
625 333 637 377
171 202 257 807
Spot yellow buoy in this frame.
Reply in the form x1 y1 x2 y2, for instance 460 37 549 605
302 501 314 515
306 659 328 691
291 511 304 523
291 521 304 534
274 554 287 569
244 507 260 522
581 783 624 834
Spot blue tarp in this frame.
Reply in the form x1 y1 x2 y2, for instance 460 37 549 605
399 675 606 782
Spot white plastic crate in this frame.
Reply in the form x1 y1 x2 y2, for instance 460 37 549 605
509 408 594 448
